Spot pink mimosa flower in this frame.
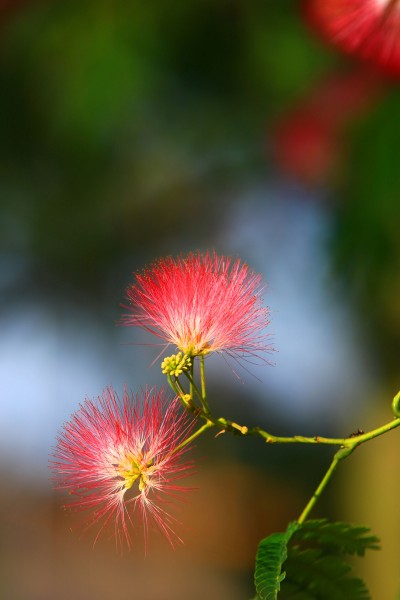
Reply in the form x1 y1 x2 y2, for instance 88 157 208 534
122 251 271 362
51 387 195 550
304 0 400 77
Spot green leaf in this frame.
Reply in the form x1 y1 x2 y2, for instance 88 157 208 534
277 581 315 600
290 519 380 557
254 520 379 600
254 521 299 600
281 547 371 600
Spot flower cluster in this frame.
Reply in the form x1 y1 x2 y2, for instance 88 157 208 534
52 251 271 550
161 352 192 377
52 387 194 550
122 251 271 361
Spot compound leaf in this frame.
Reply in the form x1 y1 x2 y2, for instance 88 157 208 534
254 519 379 600
254 521 299 600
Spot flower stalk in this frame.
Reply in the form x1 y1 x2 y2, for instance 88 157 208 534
173 363 400 448
173 420 215 454
169 356 400 526
297 452 342 525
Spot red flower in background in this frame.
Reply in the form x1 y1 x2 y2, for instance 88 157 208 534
123 252 271 362
52 387 194 551
272 68 382 185
304 0 400 77
273 110 337 185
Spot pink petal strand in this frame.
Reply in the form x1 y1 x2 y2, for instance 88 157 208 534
122 251 272 362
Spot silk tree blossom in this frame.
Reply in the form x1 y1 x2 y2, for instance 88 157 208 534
304 0 400 77
51 387 195 550
122 251 272 362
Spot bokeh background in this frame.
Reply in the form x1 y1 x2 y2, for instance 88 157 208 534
1 1 400 598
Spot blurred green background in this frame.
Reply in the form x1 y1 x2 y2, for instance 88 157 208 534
1 1 399 598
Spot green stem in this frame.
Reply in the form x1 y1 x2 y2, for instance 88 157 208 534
293 393 400 524
168 381 400 524
167 374 182 397
169 373 400 453
297 453 342 525
184 362 211 415
167 374 192 412
392 390 400 417
168 381 400 521
184 370 203 403
297 445 355 525
173 420 214 453
200 355 207 403
220 417 400 447
253 430 348 445
348 416 400 446
188 362 195 404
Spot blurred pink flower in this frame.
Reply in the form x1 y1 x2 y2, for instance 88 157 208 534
123 251 271 361
273 109 337 185
272 67 381 185
304 0 400 77
52 387 194 550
